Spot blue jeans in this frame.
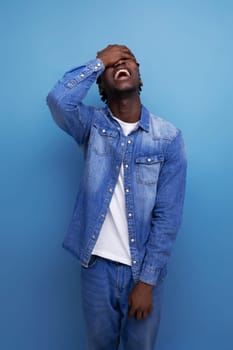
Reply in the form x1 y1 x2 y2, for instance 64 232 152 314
81 256 165 350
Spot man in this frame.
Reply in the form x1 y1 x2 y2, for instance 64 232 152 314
47 44 187 350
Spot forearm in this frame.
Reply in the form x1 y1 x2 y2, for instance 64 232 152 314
140 214 183 285
46 44 136 140
46 58 104 140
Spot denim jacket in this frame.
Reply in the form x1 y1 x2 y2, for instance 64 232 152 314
47 58 187 286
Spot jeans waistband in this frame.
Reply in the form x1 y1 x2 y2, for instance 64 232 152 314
93 255 131 268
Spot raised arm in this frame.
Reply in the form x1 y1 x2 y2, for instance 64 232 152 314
46 58 105 145
46 45 136 145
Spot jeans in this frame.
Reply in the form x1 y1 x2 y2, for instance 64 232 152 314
81 256 165 350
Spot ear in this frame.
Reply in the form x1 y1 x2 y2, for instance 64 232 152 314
138 72 143 89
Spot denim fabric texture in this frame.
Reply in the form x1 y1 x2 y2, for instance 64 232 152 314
81 256 165 350
47 58 187 286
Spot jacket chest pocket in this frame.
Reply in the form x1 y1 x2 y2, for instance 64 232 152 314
90 126 118 156
135 154 164 184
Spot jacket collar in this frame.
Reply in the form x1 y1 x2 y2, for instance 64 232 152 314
138 105 150 132
105 104 150 132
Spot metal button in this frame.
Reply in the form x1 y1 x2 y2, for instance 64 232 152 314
121 142 125 147
133 260 137 264
80 73 85 78
127 140 132 144
92 235 96 239
109 188 113 192
147 158 151 162
125 188 129 193
128 213 132 217
131 238 135 242
67 82 74 88
125 164 129 168
102 129 106 133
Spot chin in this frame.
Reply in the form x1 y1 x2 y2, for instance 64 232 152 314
115 83 138 93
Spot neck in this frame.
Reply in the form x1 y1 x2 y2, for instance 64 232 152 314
107 93 141 123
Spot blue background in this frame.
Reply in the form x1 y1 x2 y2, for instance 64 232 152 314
1 0 233 349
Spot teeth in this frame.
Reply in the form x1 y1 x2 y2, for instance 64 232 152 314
114 69 130 79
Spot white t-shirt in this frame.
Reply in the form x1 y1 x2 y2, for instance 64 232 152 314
92 117 138 265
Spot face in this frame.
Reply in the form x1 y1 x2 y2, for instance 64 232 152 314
99 57 142 100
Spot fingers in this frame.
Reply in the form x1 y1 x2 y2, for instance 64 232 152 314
99 44 132 55
97 44 136 68
128 300 136 318
129 308 152 320
136 310 143 321
113 52 137 68
128 304 152 320
117 45 135 59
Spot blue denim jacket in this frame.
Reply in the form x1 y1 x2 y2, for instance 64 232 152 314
47 58 187 286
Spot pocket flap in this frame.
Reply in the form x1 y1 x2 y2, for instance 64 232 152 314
94 124 118 137
135 154 164 164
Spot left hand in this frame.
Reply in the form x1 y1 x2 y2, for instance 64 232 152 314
128 281 154 320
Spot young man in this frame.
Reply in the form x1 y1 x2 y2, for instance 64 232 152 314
47 44 187 350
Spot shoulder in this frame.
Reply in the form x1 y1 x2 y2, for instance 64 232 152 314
149 112 180 142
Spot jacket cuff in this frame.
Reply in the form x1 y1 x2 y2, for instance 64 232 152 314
85 58 105 75
139 265 167 286
66 58 105 77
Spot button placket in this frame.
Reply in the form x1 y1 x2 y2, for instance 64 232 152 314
122 133 138 274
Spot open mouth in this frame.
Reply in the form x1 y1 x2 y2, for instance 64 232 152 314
114 69 131 80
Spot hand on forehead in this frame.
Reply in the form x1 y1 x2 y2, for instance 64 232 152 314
97 44 137 68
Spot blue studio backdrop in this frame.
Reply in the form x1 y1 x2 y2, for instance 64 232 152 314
1 1 233 349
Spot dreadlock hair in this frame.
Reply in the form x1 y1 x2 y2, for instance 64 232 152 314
96 63 143 103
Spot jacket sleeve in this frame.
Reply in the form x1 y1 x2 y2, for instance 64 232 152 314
139 130 187 286
46 58 105 145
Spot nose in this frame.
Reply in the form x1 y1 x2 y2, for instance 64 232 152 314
113 59 126 67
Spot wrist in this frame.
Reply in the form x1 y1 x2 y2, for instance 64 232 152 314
138 281 154 291
96 54 107 67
